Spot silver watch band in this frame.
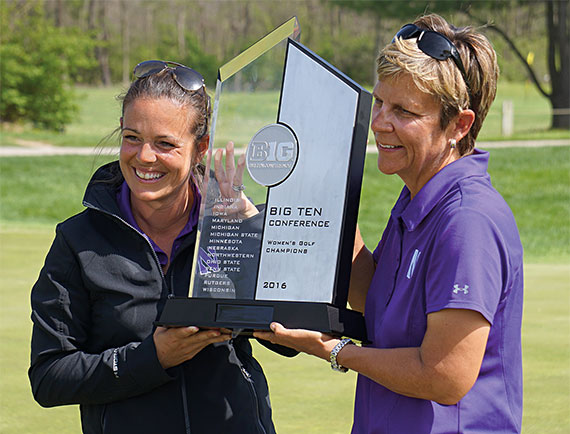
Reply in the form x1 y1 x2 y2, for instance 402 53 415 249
330 338 354 372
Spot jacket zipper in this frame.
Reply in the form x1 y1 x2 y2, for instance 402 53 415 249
180 369 192 434
83 201 169 288
232 340 268 434
84 201 191 429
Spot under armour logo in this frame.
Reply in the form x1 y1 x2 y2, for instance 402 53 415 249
453 284 469 294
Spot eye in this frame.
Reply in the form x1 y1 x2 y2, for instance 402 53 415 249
374 98 383 107
158 141 176 149
397 106 416 116
123 134 140 143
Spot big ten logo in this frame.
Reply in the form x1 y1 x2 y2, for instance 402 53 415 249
250 141 295 162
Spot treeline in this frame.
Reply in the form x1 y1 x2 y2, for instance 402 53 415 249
3 0 389 87
0 0 561 130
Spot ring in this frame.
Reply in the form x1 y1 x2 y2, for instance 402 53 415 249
232 184 246 192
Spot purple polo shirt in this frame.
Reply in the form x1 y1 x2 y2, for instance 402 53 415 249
352 149 523 433
117 180 201 268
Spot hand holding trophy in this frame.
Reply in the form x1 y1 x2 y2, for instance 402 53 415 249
213 141 259 220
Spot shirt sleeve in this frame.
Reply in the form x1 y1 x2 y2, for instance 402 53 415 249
424 208 507 324
29 225 173 407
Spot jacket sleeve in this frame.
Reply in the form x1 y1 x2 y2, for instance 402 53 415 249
255 339 299 357
29 225 174 407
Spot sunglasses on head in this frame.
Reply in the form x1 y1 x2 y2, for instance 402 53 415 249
133 60 206 93
392 24 471 92
133 60 210 136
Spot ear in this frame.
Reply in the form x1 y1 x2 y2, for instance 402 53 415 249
450 109 475 142
196 134 209 161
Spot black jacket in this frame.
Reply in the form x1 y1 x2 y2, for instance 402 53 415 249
29 162 290 434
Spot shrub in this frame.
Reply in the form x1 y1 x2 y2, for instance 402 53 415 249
0 2 96 131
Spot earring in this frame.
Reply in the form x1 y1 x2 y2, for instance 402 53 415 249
449 138 457 149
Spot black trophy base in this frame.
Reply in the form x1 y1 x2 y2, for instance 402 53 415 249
156 297 368 342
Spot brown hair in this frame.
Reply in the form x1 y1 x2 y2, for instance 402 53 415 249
377 14 499 155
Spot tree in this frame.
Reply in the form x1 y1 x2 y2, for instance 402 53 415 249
88 0 112 85
544 0 569 129
335 0 570 130
464 0 569 130
0 1 96 130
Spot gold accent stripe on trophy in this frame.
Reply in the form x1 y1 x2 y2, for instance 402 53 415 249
219 16 299 82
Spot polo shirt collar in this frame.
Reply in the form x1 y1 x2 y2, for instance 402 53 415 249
116 179 201 267
391 149 490 232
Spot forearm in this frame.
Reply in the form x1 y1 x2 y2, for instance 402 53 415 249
289 336 454 402
30 335 172 407
334 309 490 405
336 345 465 404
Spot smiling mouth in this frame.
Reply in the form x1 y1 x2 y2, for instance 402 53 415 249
135 168 165 180
378 143 403 149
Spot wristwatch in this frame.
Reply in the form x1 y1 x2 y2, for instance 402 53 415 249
330 338 355 372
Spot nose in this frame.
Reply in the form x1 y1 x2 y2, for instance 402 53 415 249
371 104 393 134
137 142 156 163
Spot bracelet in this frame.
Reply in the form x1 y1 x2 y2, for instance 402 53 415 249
330 338 354 373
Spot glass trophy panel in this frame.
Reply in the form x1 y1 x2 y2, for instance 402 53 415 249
158 17 370 340
190 18 300 299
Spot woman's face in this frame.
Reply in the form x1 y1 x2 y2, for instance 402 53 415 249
371 73 459 197
120 97 201 208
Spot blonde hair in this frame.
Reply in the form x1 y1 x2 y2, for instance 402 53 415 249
377 14 499 155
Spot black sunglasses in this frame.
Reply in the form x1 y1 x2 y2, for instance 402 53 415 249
392 24 471 92
133 60 206 93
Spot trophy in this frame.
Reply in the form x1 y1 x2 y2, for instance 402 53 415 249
157 17 371 341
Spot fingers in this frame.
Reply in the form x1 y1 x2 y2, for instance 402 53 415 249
270 322 287 334
154 326 232 369
214 148 226 184
225 142 236 179
235 152 246 187
253 322 287 343
176 326 200 337
185 327 230 343
253 323 335 359
213 142 241 194
210 142 258 220
253 330 274 342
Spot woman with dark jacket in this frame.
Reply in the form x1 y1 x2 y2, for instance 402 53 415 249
29 60 283 434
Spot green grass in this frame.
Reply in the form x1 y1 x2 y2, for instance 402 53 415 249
1 81 568 149
213 91 282 147
0 229 83 433
520 264 570 432
0 86 125 148
359 146 570 262
0 154 117 224
484 146 570 261
1 147 569 261
0 228 567 433
478 81 570 141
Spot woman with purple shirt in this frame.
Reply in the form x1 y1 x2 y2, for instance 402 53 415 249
29 61 281 433
256 14 523 433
